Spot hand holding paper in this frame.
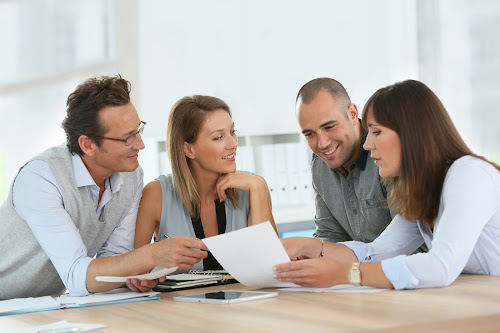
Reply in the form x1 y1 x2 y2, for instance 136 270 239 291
203 222 295 288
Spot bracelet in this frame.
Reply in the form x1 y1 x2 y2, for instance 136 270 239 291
319 239 324 258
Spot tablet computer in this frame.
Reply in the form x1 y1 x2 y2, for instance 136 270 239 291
173 290 278 304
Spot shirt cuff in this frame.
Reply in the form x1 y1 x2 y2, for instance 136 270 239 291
67 257 93 296
340 241 378 262
381 255 419 290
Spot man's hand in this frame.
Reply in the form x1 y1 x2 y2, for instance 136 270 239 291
125 278 159 292
281 237 324 260
152 236 208 271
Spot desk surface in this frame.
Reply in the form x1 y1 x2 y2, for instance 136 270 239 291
2 274 500 333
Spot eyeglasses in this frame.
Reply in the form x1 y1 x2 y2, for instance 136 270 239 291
99 121 146 146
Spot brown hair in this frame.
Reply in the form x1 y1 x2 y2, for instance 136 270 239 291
362 79 500 226
62 75 131 155
167 95 239 217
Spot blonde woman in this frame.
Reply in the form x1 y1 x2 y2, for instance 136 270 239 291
135 95 277 271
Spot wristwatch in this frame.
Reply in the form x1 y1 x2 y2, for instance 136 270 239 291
348 262 361 286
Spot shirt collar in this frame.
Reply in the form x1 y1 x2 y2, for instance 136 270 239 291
351 129 369 171
71 153 123 192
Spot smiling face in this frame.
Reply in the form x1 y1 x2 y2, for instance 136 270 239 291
93 103 145 174
297 89 360 170
363 112 402 178
184 109 237 178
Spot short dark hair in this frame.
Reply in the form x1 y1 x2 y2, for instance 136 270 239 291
62 75 131 155
296 77 351 109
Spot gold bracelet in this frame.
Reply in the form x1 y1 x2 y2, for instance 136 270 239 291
319 239 324 258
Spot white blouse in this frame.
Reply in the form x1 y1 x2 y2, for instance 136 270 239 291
343 156 500 289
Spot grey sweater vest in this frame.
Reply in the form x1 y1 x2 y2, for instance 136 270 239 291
0 145 138 300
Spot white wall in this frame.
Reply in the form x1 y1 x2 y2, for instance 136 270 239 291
3 0 499 201
136 0 418 140
0 0 116 201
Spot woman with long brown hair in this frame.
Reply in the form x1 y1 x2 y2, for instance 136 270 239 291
273 80 500 289
135 95 276 271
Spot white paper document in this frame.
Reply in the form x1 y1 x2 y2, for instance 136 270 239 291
203 221 295 288
95 265 177 282
54 288 160 306
0 288 160 316
279 284 388 293
0 296 60 316
7 320 105 333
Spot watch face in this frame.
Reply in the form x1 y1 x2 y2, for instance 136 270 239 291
349 263 361 285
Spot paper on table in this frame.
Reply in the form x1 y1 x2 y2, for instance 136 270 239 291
0 296 60 315
95 265 177 282
10 320 105 333
203 221 295 288
0 288 160 316
54 288 160 306
279 284 388 293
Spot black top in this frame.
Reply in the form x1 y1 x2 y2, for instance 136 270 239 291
191 199 226 270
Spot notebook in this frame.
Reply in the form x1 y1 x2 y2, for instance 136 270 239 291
153 270 237 292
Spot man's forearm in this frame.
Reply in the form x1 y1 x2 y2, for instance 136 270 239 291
86 243 156 293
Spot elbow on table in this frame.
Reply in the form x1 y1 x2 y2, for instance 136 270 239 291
414 262 459 289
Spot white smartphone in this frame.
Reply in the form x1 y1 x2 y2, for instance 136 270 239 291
173 290 278 304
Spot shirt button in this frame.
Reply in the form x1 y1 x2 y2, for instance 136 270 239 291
353 209 358 215
365 256 371 260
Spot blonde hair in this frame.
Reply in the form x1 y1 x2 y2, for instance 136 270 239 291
167 95 239 217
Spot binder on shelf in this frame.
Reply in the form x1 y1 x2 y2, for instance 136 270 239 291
274 143 289 207
253 144 278 206
298 143 314 202
236 145 256 173
285 142 301 206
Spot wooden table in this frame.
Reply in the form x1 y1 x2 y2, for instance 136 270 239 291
2 274 500 332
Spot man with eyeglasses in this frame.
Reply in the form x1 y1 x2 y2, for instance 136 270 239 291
0 75 208 300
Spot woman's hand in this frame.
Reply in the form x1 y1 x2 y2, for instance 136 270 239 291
215 172 266 202
216 171 277 233
273 258 350 288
